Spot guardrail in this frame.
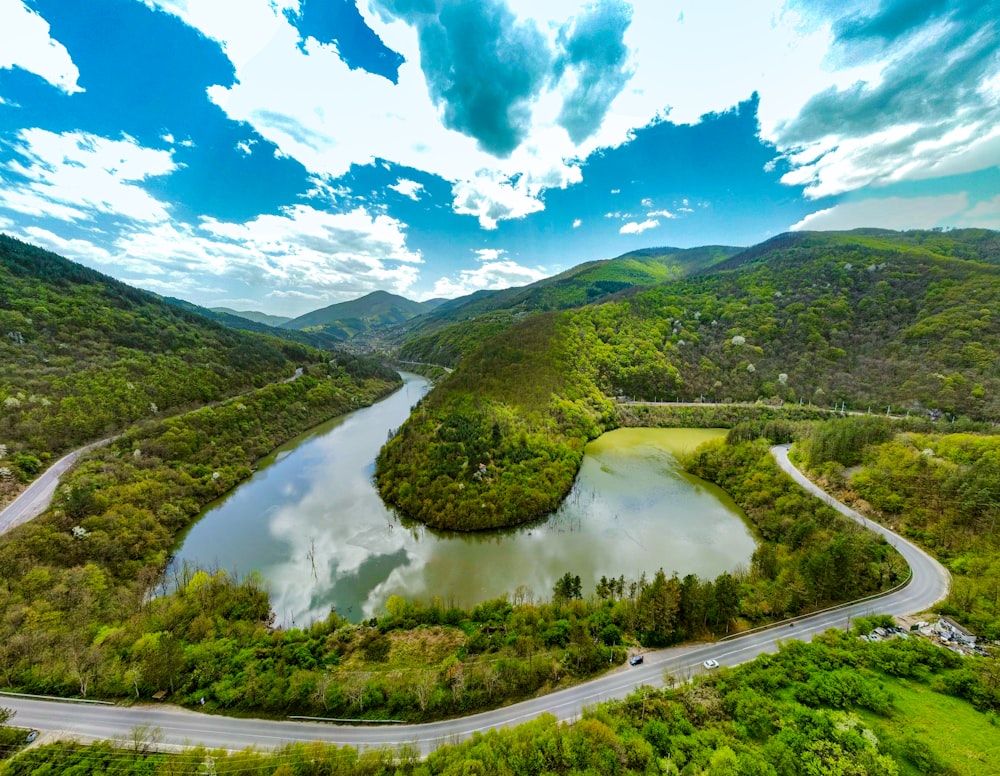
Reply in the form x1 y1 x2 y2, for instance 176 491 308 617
718 566 914 642
0 690 115 706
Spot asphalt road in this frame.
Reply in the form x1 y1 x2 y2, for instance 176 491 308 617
0 438 112 537
2 444 952 755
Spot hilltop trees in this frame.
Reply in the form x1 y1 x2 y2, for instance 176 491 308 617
378 229 1000 531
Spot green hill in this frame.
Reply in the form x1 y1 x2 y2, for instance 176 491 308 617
281 289 438 340
0 235 392 476
167 297 345 351
396 245 740 366
376 229 1000 530
211 307 291 326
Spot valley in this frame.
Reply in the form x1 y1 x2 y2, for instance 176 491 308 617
1 229 999 774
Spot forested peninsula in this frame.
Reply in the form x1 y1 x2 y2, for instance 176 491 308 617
376 229 1000 531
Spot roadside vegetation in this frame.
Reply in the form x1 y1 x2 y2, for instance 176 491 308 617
798 416 1000 639
4 631 999 775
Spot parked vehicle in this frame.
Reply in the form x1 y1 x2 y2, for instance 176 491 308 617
629 655 644 666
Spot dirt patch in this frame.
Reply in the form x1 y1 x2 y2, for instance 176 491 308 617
337 626 465 673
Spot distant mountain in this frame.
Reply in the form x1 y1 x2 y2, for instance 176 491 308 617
211 307 291 327
281 290 439 340
395 245 740 366
166 298 345 351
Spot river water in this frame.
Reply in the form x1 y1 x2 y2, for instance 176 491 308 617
172 373 756 625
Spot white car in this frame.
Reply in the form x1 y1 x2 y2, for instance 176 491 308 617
703 658 720 669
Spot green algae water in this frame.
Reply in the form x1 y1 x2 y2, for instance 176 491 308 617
173 377 756 625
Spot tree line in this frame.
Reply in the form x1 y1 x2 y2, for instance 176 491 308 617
4 627 999 774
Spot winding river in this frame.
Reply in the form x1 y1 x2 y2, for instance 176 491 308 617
172 373 756 625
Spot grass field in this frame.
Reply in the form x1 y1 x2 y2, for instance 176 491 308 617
863 676 1000 776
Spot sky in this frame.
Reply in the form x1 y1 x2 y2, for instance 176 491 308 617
1 0 998 317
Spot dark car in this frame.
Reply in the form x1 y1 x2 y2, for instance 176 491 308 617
629 655 644 666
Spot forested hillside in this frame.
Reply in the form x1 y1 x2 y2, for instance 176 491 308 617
378 229 1000 530
0 235 394 495
165 296 345 351
396 245 739 366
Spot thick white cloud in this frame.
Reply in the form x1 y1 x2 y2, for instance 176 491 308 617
431 258 548 297
451 172 547 229
620 218 659 234
0 0 82 94
144 0 841 230
791 194 970 231
771 3 1000 200
388 179 425 200
105 205 424 310
0 129 177 222
0 121 424 314
21 226 114 264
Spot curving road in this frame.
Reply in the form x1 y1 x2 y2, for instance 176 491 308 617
2 444 951 755
0 438 113 537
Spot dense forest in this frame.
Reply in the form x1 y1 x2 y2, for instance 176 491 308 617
0 236 336 491
4 630 999 774
395 245 740 367
377 229 1000 531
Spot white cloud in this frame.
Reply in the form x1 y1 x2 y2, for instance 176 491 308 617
122 0 1000 235
0 129 177 223
647 209 675 218
111 208 424 314
791 194 969 231
0 113 433 314
0 0 82 94
620 219 660 235
20 226 114 264
236 139 257 155
431 259 548 298
572 218 582 228
388 178 425 201
474 248 507 263
200 204 422 268
145 0 820 231
451 172 547 229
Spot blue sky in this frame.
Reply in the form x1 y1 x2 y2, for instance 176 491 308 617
1 0 998 316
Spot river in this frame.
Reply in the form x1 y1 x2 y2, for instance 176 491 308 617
172 373 756 625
